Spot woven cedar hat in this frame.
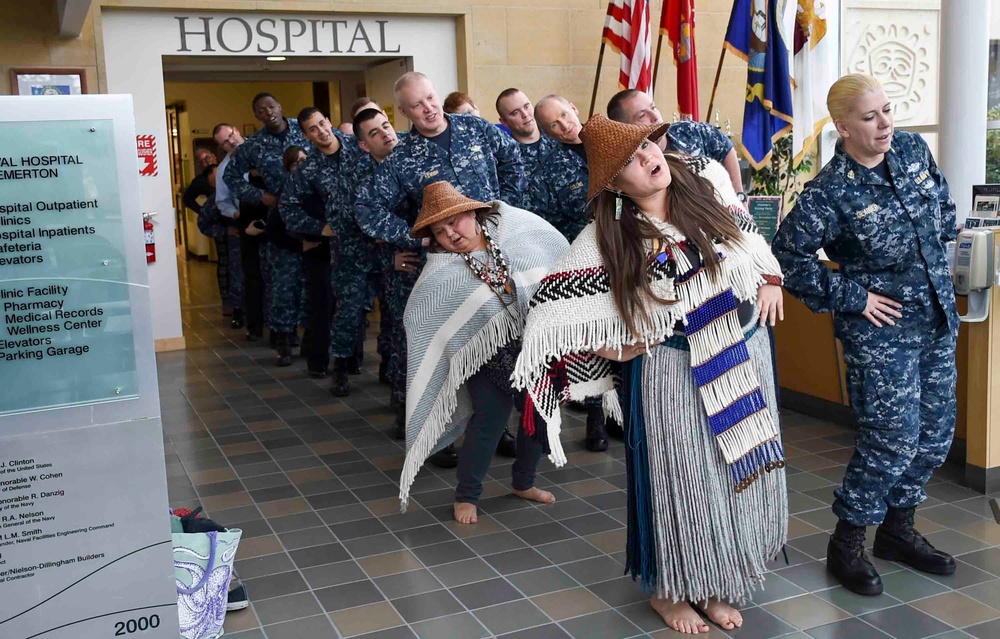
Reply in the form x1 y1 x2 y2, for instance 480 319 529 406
411 181 492 238
581 114 671 202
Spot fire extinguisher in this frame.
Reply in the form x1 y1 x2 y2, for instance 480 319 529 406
143 212 156 263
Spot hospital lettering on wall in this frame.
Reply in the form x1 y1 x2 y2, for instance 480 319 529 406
174 15 402 55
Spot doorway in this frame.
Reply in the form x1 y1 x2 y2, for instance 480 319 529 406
101 8 460 349
162 55 411 264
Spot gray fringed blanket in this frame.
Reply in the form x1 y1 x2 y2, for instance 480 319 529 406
399 203 569 509
512 156 786 489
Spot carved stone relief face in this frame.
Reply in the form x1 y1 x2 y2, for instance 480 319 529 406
848 22 932 125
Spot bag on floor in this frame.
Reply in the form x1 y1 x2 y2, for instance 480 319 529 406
171 512 242 639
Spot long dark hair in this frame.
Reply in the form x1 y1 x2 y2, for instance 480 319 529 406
593 154 742 336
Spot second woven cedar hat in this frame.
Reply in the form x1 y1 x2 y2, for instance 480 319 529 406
580 114 671 202
411 181 492 238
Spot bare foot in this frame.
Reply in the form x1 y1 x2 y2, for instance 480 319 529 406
511 486 556 504
453 502 478 525
695 598 743 630
650 596 708 634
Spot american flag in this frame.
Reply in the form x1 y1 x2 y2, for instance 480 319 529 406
603 0 653 94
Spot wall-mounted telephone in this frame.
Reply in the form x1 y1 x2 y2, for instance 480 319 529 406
953 228 995 322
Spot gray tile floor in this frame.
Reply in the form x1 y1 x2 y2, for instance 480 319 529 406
163 259 1000 638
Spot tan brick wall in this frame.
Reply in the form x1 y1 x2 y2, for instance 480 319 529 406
3 0 749 135
0 2 99 95
468 0 748 129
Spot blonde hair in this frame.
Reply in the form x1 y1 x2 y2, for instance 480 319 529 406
826 73 883 121
393 71 430 103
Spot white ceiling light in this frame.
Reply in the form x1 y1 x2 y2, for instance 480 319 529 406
266 56 286 62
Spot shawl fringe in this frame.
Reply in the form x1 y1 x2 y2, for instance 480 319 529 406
400 204 569 511
512 156 785 489
399 309 520 509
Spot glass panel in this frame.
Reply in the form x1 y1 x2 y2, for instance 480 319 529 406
988 130 1000 183
990 40 1000 116
0 119 139 415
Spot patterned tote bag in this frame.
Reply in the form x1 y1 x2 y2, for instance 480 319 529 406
171 514 242 639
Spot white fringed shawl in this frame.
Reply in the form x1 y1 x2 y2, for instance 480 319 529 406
512 156 785 487
399 203 569 509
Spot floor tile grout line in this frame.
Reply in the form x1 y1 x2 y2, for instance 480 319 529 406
193 322 350 638
172 269 996 639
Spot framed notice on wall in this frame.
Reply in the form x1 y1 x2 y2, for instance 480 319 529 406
747 195 782 243
9 68 87 96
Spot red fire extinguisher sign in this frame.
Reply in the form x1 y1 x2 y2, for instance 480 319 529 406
143 213 156 263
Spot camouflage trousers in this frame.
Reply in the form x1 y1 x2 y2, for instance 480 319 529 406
213 236 231 310
834 313 957 526
225 229 244 311
261 242 273 327
267 244 306 333
382 255 420 404
330 236 373 359
371 247 392 362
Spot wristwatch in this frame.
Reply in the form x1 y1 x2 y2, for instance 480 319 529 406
736 191 748 204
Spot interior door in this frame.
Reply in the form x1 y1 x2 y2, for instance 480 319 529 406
165 104 187 255
364 58 412 130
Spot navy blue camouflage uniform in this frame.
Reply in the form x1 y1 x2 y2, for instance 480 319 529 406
224 119 311 202
277 158 332 374
279 130 370 361
266 191 306 335
519 135 589 241
353 153 421 404
663 120 734 164
193 181 244 315
355 114 526 403
225 119 311 337
354 113 527 247
369 194 420 406
772 130 958 527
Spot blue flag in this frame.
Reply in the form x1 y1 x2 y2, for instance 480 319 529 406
724 0 794 169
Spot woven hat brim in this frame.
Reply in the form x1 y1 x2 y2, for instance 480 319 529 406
410 200 491 238
585 120 672 203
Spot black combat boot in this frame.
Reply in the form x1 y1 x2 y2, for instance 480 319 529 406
827 520 883 596
873 507 956 575
347 354 363 375
230 309 245 329
275 332 293 367
585 406 609 452
605 417 624 440
427 444 458 469
496 430 517 458
330 358 350 397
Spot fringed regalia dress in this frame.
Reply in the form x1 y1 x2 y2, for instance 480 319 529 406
514 156 788 604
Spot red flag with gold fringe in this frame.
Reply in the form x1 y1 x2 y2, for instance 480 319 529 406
662 0 699 120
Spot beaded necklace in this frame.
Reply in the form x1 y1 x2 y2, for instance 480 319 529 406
461 224 512 298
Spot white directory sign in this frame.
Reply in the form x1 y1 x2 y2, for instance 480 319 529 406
0 96 178 638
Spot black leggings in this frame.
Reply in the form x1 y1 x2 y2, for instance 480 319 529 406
454 370 545 505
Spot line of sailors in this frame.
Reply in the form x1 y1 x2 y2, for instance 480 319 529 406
189 72 742 468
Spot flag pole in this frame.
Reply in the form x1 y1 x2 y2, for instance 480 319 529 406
705 45 727 121
588 41 607 118
652 33 665 93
